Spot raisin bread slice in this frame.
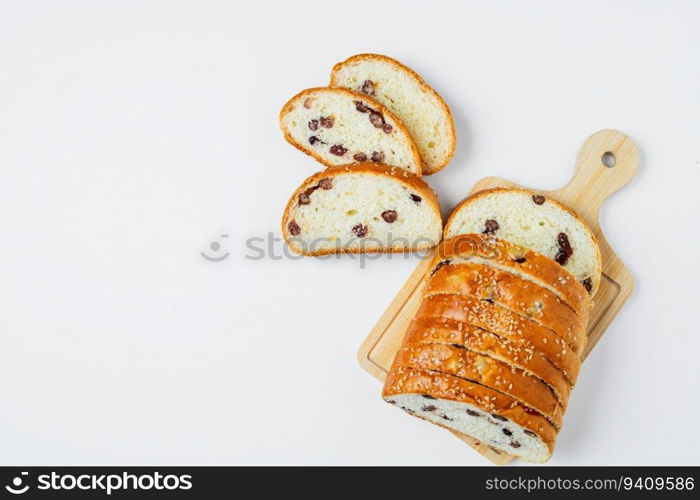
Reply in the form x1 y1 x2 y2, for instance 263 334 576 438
444 188 602 295
424 261 586 353
279 87 422 175
281 164 442 255
330 53 456 175
405 317 572 404
393 343 564 424
433 234 592 320
383 367 557 463
416 293 582 383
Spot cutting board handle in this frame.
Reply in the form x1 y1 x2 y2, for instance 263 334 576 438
554 129 640 226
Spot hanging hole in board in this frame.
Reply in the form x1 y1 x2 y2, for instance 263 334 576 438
601 151 616 168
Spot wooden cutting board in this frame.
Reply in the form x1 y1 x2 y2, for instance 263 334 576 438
357 129 640 465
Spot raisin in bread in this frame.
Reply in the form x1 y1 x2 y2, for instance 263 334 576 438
434 234 592 320
330 53 456 175
383 367 557 463
424 261 586 353
281 164 442 255
405 317 572 405
444 188 602 295
393 343 564 424
415 293 581 383
279 87 422 175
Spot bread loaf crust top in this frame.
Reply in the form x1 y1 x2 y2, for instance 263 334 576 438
392 342 565 426
424 261 587 353
405 316 573 405
415 293 582 384
431 234 593 319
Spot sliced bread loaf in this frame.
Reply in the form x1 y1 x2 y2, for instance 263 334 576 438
393 343 564 424
330 53 456 175
424 261 586 353
420 291 581 355
415 293 582 383
433 234 592 320
405 317 572 404
444 188 602 295
279 87 422 175
281 164 442 255
383 367 557 463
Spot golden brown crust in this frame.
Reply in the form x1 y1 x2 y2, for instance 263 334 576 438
330 53 456 175
419 289 581 355
382 367 557 459
404 316 572 405
415 294 581 383
278 86 423 176
392 343 564 424
424 261 586 353
444 188 602 295
280 163 442 256
431 234 592 320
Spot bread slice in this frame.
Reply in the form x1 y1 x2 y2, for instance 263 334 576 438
330 53 456 175
281 164 442 255
383 367 557 463
424 261 586 353
279 87 422 175
405 317 572 404
393 343 564 424
444 188 602 295
415 293 582 383
433 234 592 320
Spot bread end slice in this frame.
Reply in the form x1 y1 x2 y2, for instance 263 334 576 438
382 367 556 463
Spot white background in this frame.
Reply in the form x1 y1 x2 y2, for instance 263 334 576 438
1 0 698 466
